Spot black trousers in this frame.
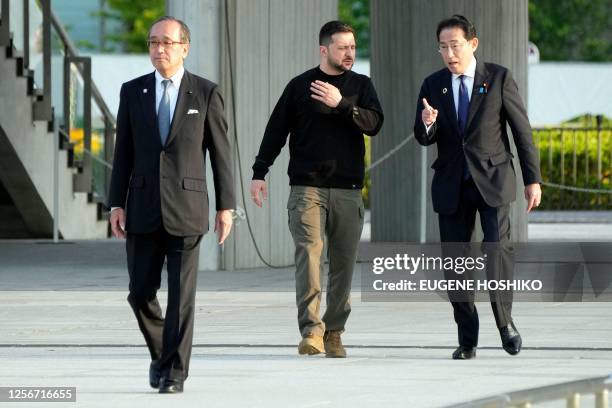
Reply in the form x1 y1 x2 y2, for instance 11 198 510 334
126 227 202 381
438 178 514 347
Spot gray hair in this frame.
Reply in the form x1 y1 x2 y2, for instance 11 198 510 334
148 16 191 44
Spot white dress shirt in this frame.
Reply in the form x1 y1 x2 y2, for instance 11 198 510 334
451 56 476 115
155 66 184 122
425 56 477 132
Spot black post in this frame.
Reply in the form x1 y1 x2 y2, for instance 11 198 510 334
33 0 52 121
104 116 114 204
0 0 10 46
23 0 29 69
70 57 92 193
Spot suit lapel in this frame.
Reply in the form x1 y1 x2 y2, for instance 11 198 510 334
465 61 490 135
439 70 461 137
165 71 193 146
138 72 159 138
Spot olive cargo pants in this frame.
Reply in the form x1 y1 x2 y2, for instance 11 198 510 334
287 186 365 337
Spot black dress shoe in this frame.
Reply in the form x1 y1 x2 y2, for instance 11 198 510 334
500 323 522 355
149 360 161 389
452 346 477 360
159 378 184 394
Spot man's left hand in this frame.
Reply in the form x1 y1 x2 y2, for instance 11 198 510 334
215 209 233 244
310 80 342 108
524 183 542 212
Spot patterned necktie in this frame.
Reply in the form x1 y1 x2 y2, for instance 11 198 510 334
158 79 171 145
457 75 470 135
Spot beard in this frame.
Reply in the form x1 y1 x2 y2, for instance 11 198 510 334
328 55 353 72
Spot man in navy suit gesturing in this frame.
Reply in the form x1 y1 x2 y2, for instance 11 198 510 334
414 15 542 360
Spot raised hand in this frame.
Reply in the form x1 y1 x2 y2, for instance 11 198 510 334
422 98 438 126
310 80 342 108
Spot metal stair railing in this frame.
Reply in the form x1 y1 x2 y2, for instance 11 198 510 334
0 0 115 236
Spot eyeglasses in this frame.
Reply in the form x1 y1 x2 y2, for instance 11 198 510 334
147 39 187 49
438 41 468 54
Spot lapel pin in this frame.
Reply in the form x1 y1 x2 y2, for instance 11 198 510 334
187 90 193 94
442 88 448 94
143 88 148 94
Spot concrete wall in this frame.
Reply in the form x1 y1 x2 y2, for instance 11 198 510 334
170 0 337 269
370 0 530 243
224 0 337 269
167 0 224 270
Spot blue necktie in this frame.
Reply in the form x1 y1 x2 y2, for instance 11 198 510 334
457 75 469 134
457 75 471 179
158 79 171 145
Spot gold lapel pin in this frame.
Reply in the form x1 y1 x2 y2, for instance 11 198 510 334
442 88 448 94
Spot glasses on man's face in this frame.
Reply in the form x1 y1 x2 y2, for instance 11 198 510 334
438 41 468 55
147 39 186 49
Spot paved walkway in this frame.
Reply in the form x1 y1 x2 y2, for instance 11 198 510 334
1 237 611 407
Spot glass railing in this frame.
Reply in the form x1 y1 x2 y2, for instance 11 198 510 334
9 0 25 52
29 0 43 90
50 10 65 125
91 97 110 204
65 59 86 163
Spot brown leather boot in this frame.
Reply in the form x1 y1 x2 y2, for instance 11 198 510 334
324 330 346 358
298 334 324 355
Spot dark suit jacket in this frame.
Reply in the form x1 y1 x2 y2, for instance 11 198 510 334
414 61 541 214
108 70 235 236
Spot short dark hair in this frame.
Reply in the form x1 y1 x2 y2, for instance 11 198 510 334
319 20 355 46
436 15 477 41
148 16 191 44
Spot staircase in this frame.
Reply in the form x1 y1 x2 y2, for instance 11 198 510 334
0 0 110 239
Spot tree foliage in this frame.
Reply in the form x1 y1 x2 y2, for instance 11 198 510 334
339 0 611 62
101 0 165 53
338 0 370 58
529 0 612 61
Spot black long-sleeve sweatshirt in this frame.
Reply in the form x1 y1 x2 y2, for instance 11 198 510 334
252 66 384 189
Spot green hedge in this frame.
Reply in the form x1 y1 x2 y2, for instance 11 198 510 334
535 128 611 210
362 125 612 211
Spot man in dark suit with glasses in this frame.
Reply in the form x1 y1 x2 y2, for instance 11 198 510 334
414 15 542 360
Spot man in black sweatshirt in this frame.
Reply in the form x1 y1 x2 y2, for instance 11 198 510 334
250 21 383 358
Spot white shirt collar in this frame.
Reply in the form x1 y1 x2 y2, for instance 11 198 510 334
452 57 477 81
155 66 185 88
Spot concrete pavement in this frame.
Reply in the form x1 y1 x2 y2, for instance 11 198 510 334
0 235 611 407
